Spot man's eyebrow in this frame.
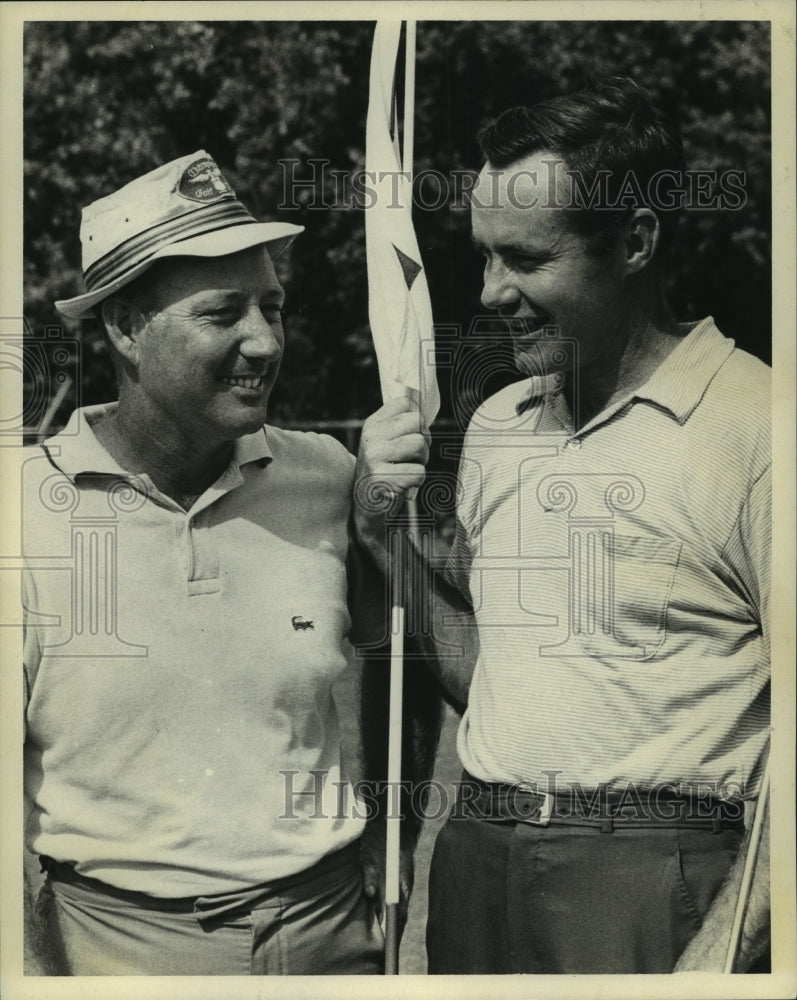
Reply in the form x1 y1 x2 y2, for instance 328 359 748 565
192 289 284 307
192 290 243 305
499 245 554 260
469 233 554 260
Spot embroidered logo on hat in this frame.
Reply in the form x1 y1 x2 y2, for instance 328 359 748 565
178 156 234 203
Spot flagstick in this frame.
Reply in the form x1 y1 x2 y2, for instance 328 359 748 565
384 527 404 975
403 22 416 187
384 20 419 976
37 374 72 440
724 743 771 972
403 23 421 554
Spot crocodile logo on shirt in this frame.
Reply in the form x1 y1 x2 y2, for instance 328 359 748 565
291 616 314 631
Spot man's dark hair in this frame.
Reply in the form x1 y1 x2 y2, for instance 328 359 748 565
478 75 686 257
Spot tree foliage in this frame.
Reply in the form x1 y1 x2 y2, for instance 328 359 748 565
23 19 771 433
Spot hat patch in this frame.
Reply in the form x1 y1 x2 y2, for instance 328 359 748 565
178 157 234 203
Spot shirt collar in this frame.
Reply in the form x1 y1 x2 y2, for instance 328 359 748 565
42 402 273 482
514 374 564 414
514 317 733 425
630 317 734 423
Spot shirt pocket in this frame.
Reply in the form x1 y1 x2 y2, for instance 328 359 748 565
580 533 682 661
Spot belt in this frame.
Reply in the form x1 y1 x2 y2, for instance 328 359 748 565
456 772 746 833
39 840 361 924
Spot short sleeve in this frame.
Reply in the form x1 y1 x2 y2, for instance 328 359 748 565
722 465 771 658
444 515 473 601
22 568 41 731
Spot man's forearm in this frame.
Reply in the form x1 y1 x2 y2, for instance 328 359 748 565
348 521 447 829
352 519 477 713
675 793 770 972
401 531 477 713
359 647 444 834
351 398 477 711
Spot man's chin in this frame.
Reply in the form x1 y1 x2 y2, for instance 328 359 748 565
215 403 271 439
514 342 573 379
236 412 270 436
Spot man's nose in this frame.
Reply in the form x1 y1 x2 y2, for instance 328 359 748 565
481 259 519 312
239 308 282 359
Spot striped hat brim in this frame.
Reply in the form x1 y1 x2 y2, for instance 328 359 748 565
55 221 304 320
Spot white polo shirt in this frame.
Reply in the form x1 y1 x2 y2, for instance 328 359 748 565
22 404 366 896
449 318 770 798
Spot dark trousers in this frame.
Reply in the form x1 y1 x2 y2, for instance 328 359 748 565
426 811 743 974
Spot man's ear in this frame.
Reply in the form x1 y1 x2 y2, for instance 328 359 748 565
623 208 660 276
100 297 148 368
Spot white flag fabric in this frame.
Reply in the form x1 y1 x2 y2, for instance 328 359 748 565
365 21 440 430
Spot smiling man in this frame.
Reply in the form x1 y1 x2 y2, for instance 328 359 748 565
21 151 395 975
429 75 770 975
90 248 287 508
359 78 771 974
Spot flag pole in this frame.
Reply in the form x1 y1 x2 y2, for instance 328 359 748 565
36 374 73 441
403 20 422 551
403 22 416 182
723 740 771 972
384 20 418 976
384 527 404 975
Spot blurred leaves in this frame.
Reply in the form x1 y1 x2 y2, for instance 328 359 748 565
24 19 770 431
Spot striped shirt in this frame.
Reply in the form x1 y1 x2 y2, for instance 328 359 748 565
448 317 770 798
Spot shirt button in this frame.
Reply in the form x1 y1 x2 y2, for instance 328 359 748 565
568 438 582 450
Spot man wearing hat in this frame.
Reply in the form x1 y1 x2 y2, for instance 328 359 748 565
22 151 427 975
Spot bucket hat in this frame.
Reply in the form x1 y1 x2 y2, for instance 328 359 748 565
55 150 304 319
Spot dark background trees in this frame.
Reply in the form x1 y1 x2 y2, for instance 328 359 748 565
23 19 771 436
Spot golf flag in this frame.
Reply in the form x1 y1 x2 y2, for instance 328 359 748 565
365 21 439 430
